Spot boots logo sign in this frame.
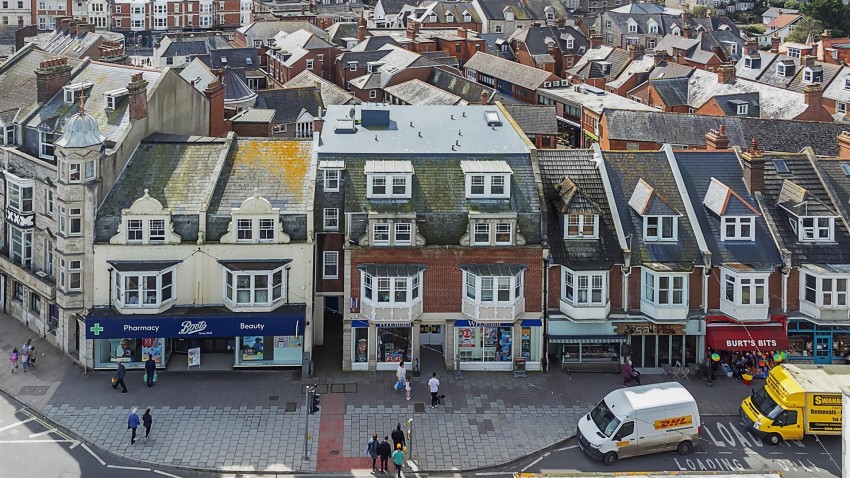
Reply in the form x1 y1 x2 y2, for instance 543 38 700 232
178 320 211 336
6 210 34 228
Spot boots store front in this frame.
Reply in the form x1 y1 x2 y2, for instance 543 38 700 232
86 305 306 369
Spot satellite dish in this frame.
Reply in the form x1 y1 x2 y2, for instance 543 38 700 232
349 107 355 118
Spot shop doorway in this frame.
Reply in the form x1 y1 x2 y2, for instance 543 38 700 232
200 338 232 353
419 324 444 348
313 306 343 374
814 335 832 364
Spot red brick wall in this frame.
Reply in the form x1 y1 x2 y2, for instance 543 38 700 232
350 246 544 313
707 267 720 310
231 122 272 137
627 268 641 312
547 265 561 309
769 269 783 311
610 265 624 311
694 98 727 116
688 269 703 309
316 233 344 293
787 268 800 312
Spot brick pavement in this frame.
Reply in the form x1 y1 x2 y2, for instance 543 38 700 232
0 313 752 474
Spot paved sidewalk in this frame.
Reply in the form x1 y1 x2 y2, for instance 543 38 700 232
0 313 752 474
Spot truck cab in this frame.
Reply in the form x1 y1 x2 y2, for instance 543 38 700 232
577 382 700 466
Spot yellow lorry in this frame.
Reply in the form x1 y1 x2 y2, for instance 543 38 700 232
739 364 846 445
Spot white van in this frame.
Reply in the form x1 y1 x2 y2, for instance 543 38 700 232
577 382 700 466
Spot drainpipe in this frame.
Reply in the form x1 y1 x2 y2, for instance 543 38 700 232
108 267 114 309
703 268 710 314
285 264 292 305
542 255 549 371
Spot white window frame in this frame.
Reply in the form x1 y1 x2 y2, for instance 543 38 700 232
472 222 490 245
237 218 253 242
798 216 834 242
642 269 687 306
114 268 176 308
323 251 339 279
722 270 767 307
5 175 34 213
563 268 607 306
68 207 82 236
323 208 339 231
223 267 285 307
367 174 411 199
126 219 143 243
306 59 314 69
3 125 14 145
721 216 755 241
9 226 32 268
44 239 53 277
802 271 850 310
737 103 748 116
323 169 340 192
149 219 166 243
394 222 412 245
362 271 422 305
494 222 512 245
644 215 676 241
463 270 523 304
39 130 55 160
839 102 847 114
564 213 599 239
372 222 390 245
465 173 510 198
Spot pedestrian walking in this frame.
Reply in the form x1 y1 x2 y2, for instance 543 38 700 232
9 347 19 373
622 359 633 387
112 363 128 393
28 346 36 370
377 436 392 473
404 376 411 401
364 433 379 472
144 355 156 388
427 372 440 408
392 443 405 478
391 423 406 451
394 362 406 391
20 339 32 373
142 408 152 443
127 409 140 444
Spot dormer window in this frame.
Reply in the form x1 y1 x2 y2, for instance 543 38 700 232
671 26 680 36
503 7 514 21
319 161 344 192
704 177 760 241
445 12 453 22
104 88 129 111
648 19 658 34
565 214 598 239
566 36 574 49
365 160 414 199
797 217 834 242
844 77 850 90
367 216 418 247
629 179 682 242
744 57 761 69
721 217 754 240
802 66 823 84
645 216 676 240
63 83 85 104
736 103 748 115
776 62 794 77
627 18 637 33
597 61 612 75
429 13 437 22
462 160 512 199
463 12 471 22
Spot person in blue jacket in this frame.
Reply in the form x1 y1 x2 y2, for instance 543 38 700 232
128 410 140 444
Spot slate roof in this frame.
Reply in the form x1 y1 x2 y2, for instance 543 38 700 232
758 153 850 265
350 36 401 52
814 156 850 224
159 35 231 58
648 61 694 80
767 13 801 30
339 153 539 245
479 33 517 61
602 151 702 266
384 79 464 105
651 77 689 106
27 62 161 141
602 110 849 155
537 149 621 268
283 69 359 105
673 151 781 266
475 0 567 21
510 25 588 57
427 68 498 104
327 22 362 47
713 92 760 117
179 58 217 92
221 67 256 103
208 139 315 215
687 68 807 119
465 51 556 89
236 21 325 44
97 136 232 223
607 54 654 90
255 87 323 124
503 105 557 135
734 51 777 81
271 29 333 67
377 0 410 15
207 47 261 69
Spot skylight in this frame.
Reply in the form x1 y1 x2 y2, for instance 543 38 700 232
840 162 850 176
773 159 790 174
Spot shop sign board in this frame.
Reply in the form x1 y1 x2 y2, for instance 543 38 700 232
617 323 685 336
188 347 201 368
86 313 303 339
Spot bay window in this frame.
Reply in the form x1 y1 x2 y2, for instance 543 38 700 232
463 270 524 304
563 268 607 306
7 178 33 213
642 270 687 306
115 269 175 308
721 268 769 320
360 269 423 306
803 271 849 308
9 226 32 267
223 265 285 308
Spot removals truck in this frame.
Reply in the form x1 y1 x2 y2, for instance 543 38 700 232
740 364 847 445
577 382 700 466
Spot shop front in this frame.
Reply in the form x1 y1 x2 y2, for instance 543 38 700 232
618 322 700 369
350 320 413 371
453 319 542 371
786 318 850 365
86 305 306 369
704 316 790 356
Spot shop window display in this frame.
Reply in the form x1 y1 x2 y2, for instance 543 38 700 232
456 326 512 362
354 328 369 363
378 327 411 363
95 337 168 368
235 335 302 365
560 342 620 363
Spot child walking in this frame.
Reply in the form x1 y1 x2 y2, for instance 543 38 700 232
404 376 411 401
9 347 19 373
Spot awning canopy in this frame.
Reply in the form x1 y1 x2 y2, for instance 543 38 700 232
549 334 627 344
705 323 789 352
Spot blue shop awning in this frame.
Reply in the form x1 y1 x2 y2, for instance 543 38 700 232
85 305 306 339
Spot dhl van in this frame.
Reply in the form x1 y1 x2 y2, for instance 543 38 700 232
577 382 700 466
740 363 847 445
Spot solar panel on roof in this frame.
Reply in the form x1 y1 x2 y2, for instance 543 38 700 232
773 159 790 174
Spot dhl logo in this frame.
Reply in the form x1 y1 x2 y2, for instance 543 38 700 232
654 415 693 430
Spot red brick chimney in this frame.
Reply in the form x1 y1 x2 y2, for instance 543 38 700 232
35 57 72 103
481 90 489 105
705 124 730 151
127 72 148 121
406 21 419 40
770 33 779 54
313 117 324 137
682 24 692 39
358 14 367 43
839 131 850 159
803 83 823 106
457 27 467 39
717 63 735 84
653 50 670 66
204 78 228 137
744 38 758 56
628 44 645 60
741 138 765 194
589 33 602 49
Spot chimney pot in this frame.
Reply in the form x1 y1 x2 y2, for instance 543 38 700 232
770 33 780 54
705 124 730 151
36 57 72 103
